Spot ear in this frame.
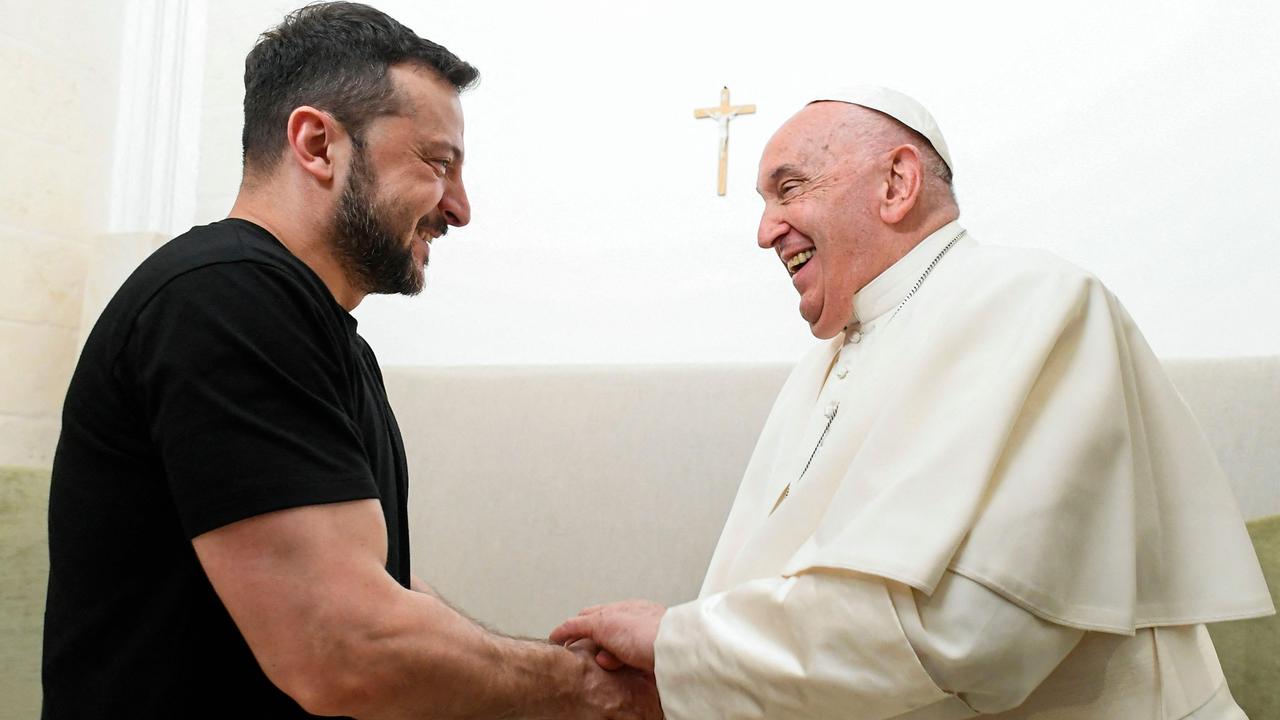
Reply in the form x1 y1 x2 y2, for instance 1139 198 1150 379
285 106 344 185
879 144 924 225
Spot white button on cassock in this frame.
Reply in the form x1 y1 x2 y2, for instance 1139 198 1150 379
836 367 849 380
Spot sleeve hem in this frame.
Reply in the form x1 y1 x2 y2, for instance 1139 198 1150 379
181 474 381 539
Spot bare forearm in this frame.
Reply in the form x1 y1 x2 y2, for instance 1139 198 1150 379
409 573 438 597
194 502 642 719
324 588 585 720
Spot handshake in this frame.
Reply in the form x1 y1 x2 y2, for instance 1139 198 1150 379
550 599 669 720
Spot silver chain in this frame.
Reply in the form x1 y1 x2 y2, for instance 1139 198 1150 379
885 228 967 326
795 404 838 485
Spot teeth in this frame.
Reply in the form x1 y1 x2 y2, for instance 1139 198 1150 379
787 250 814 273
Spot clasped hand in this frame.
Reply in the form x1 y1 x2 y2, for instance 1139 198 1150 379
553 599 668 719
551 599 668 672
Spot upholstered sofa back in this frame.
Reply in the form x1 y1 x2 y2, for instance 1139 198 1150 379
382 357 1279 638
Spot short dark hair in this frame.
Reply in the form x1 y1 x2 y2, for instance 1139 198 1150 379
241 2 479 173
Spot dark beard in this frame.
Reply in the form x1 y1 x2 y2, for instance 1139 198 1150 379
332 146 423 296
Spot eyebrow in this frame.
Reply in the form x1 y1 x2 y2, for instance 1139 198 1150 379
769 163 802 184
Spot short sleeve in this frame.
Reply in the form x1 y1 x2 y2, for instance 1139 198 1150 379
123 261 380 538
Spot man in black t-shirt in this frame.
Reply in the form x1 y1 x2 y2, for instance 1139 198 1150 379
42 4 660 719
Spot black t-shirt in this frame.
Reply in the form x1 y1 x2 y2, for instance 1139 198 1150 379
43 219 410 718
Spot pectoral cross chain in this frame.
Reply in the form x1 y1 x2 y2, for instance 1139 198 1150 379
770 401 839 515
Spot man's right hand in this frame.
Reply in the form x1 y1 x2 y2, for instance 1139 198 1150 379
193 498 657 720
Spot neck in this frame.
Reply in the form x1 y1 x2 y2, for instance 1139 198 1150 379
228 183 365 312
880 202 960 264
904 199 960 241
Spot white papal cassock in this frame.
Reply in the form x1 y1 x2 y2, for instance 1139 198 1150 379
653 221 1274 719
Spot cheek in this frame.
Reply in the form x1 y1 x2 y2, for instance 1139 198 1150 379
818 248 857 308
377 190 415 225
825 270 852 305
388 179 434 222
385 170 444 216
410 168 447 206
420 178 447 209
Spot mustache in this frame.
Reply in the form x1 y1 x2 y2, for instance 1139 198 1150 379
417 217 448 239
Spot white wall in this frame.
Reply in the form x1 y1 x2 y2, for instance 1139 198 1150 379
0 1 123 466
193 0 1280 366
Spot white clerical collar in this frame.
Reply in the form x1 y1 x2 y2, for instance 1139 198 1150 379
848 220 964 330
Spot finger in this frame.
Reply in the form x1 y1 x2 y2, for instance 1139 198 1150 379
595 649 624 671
549 626 580 645
568 638 602 657
549 616 593 645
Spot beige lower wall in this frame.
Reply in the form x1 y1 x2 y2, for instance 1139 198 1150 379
0 319 80 466
0 230 165 468
0 415 65 469
0 228 89 467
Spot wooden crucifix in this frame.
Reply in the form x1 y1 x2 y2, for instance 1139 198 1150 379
694 87 755 196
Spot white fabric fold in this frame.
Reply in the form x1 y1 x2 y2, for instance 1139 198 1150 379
655 573 952 720
890 572 1084 714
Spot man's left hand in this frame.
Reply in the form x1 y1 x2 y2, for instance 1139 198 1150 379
551 600 667 672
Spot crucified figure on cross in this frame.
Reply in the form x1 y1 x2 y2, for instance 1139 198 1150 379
694 86 756 196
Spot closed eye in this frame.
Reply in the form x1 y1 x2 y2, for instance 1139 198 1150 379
426 157 452 177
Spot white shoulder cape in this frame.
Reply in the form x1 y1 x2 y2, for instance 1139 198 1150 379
702 230 1273 634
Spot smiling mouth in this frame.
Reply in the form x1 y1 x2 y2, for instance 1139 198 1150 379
787 250 814 275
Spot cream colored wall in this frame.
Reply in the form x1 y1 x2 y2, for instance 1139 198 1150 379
193 1 295 222
0 2 124 467
7 1 1278 464
192 1 1280 368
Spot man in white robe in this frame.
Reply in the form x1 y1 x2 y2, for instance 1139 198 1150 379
551 87 1275 718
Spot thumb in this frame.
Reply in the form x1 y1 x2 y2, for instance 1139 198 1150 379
549 615 592 645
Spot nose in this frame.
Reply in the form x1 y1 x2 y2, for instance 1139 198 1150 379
440 173 471 227
757 205 787 250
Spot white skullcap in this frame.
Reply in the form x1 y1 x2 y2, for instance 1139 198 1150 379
809 86 953 172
